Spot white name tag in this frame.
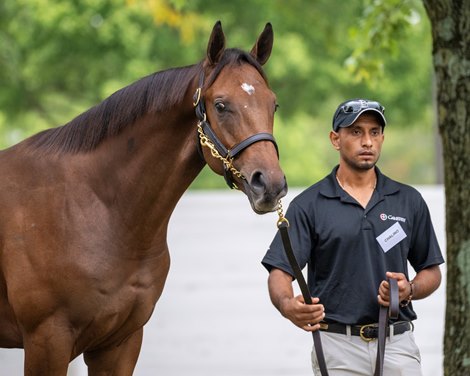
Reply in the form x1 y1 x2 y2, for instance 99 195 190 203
376 222 407 253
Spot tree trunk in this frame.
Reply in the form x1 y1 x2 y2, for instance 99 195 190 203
422 1 470 375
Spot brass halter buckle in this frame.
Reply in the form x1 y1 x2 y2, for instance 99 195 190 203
359 323 377 342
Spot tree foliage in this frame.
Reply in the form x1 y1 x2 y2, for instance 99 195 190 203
0 0 435 186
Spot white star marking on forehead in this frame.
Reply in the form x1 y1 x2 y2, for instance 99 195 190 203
241 82 255 95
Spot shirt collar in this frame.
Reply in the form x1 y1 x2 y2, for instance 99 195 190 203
320 165 400 199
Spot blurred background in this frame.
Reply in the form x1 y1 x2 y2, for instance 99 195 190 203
0 0 441 188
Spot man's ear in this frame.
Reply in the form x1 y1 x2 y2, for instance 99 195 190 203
330 131 340 150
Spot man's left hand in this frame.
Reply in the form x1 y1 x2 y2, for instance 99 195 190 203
377 271 411 306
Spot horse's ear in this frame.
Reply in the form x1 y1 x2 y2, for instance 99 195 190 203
207 21 226 65
250 23 273 66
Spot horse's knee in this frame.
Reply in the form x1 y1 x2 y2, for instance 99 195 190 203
85 328 143 376
23 322 73 376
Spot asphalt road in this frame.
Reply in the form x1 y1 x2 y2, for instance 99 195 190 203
0 186 446 375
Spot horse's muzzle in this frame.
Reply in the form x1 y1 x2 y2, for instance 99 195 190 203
244 172 288 214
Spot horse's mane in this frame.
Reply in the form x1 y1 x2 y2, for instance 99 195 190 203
27 48 267 154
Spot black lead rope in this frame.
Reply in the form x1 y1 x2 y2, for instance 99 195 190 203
277 219 400 376
375 278 399 376
277 221 329 376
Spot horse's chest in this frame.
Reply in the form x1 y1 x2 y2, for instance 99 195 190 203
99 287 154 328
78 258 169 350
77 284 155 351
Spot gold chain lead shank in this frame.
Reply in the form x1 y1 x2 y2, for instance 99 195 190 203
276 199 289 228
197 122 244 182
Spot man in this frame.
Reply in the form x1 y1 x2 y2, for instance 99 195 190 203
262 99 444 375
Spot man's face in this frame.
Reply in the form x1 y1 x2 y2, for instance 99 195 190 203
331 113 384 171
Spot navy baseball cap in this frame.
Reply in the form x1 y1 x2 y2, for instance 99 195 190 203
332 99 386 132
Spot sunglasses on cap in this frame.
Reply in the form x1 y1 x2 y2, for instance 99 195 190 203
339 100 385 114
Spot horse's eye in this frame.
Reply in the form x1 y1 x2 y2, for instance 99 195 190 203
215 102 226 113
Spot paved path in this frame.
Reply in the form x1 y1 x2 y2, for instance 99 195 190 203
0 187 446 375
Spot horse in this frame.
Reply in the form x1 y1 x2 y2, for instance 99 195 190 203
0 21 287 375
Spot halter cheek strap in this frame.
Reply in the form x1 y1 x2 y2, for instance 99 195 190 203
193 71 279 189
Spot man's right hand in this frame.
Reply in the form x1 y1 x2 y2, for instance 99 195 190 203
268 268 325 332
279 295 325 332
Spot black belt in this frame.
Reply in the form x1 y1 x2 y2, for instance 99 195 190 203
319 321 412 341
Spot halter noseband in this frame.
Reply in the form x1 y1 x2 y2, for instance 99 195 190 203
193 71 279 190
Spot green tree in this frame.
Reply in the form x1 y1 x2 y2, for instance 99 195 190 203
0 0 436 187
0 0 203 139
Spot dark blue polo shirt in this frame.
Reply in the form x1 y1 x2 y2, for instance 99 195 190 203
262 166 444 325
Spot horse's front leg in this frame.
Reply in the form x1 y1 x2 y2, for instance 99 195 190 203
84 327 143 376
23 317 74 376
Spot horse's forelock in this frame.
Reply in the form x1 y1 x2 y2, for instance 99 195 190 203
204 48 268 89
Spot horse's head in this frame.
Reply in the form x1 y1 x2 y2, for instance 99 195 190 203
194 21 287 214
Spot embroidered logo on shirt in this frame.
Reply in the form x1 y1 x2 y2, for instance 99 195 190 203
379 213 406 223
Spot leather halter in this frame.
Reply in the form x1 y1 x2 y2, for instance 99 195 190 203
193 71 279 189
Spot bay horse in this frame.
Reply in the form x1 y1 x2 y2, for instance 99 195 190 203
0 21 287 375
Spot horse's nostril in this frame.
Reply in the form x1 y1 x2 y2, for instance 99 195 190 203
250 171 267 195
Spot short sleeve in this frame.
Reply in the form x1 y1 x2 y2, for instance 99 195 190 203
407 194 444 271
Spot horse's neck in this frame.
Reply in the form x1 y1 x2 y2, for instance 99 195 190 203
78 110 205 239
